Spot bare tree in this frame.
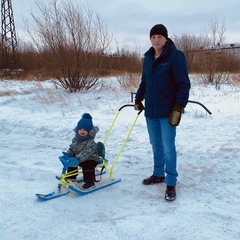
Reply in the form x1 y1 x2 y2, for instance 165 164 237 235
25 0 112 92
173 33 210 72
208 16 226 46
196 17 230 89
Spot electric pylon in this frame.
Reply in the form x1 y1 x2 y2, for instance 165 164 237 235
1 0 19 69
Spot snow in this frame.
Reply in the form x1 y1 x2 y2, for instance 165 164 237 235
0 77 240 240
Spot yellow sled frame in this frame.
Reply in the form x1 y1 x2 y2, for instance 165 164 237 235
58 105 143 188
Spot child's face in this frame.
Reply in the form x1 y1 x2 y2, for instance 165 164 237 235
78 128 88 136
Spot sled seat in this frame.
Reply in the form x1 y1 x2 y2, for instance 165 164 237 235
97 141 108 164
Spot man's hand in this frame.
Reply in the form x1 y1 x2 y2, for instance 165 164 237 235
134 100 144 111
168 104 184 127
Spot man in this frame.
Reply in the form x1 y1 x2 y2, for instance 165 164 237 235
134 24 191 201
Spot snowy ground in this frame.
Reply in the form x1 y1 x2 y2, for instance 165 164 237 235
0 76 239 240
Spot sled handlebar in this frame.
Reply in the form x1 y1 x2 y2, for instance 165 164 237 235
130 92 212 115
188 100 212 115
103 104 143 179
118 104 144 115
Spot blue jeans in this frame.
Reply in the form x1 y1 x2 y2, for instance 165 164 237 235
146 117 178 186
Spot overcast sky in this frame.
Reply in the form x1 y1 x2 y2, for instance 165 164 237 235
12 0 240 53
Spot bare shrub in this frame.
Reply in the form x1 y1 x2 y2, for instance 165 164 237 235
25 0 112 92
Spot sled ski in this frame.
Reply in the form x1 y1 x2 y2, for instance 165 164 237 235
36 105 143 200
36 170 107 201
36 187 69 201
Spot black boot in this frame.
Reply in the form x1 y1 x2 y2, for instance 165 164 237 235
81 181 95 190
165 185 176 201
81 161 97 190
142 175 165 185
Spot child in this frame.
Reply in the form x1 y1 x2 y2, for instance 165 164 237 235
66 113 100 190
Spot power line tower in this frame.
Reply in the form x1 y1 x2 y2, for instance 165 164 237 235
1 0 19 69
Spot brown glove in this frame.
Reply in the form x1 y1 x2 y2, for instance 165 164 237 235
168 104 184 127
134 100 144 111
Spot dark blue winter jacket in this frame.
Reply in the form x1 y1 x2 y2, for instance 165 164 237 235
135 39 191 118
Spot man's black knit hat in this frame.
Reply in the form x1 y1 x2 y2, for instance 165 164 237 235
150 24 168 39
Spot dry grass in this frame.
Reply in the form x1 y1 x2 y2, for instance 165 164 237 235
31 82 69 105
116 73 141 91
232 74 240 82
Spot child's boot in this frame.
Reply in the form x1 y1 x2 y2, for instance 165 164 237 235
81 162 96 190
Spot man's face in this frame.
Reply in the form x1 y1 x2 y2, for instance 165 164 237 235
150 35 167 52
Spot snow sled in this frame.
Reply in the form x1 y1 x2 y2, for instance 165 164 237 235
36 105 143 201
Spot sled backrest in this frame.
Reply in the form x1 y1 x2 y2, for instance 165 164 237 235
97 141 105 159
